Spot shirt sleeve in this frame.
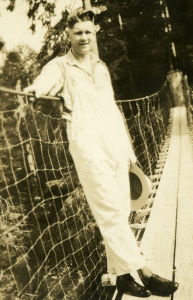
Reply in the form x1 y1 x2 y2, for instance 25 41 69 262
102 63 115 97
31 60 64 98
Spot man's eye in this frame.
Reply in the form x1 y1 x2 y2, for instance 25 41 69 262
74 31 92 35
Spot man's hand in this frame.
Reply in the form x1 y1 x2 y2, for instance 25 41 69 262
129 159 137 170
23 86 36 103
130 156 137 165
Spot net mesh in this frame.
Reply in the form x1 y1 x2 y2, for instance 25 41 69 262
183 77 193 146
0 81 172 300
188 88 193 146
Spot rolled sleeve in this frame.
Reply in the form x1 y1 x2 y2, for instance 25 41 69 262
31 60 64 98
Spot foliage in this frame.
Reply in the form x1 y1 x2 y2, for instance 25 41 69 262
0 199 27 299
38 0 171 98
36 10 70 67
3 0 172 97
0 94 105 299
0 45 38 89
6 0 56 31
94 0 171 98
166 0 193 84
0 36 5 50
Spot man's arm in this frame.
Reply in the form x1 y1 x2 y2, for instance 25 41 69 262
24 60 64 99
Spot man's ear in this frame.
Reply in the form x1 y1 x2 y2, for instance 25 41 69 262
95 24 100 33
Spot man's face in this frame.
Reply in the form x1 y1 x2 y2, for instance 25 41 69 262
68 21 95 56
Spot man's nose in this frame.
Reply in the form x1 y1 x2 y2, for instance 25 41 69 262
80 32 87 39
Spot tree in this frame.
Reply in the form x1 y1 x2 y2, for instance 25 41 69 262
166 0 193 84
3 0 178 97
0 45 38 88
94 0 171 98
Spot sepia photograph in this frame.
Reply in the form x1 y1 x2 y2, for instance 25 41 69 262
0 1 192 299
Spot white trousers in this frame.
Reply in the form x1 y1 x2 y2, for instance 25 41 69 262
68 127 146 276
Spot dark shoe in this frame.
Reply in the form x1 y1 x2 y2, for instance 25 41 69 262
116 273 152 297
142 274 179 296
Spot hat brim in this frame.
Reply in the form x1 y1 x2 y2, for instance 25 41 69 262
129 164 152 211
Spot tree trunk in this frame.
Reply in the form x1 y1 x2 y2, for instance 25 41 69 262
82 0 99 57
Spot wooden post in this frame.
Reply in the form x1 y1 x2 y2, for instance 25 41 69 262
82 0 99 57
83 0 92 10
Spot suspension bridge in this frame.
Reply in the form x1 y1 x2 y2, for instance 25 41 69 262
114 105 193 300
0 71 192 300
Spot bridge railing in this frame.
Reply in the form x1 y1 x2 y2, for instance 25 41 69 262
0 81 172 300
118 80 172 176
182 75 193 127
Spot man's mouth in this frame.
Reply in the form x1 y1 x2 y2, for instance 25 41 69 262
80 43 89 46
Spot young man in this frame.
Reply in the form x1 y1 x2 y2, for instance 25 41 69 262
25 9 178 297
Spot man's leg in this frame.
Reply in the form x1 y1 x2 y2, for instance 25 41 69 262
72 155 153 297
73 157 146 276
70 144 178 296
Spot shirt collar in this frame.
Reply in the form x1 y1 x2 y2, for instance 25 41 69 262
65 49 102 68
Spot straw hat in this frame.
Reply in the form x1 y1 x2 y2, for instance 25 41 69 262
129 163 152 211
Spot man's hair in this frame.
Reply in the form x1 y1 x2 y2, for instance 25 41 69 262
67 8 95 29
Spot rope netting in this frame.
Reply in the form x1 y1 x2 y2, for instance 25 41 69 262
0 81 172 300
182 76 193 145
182 75 193 128
187 88 193 145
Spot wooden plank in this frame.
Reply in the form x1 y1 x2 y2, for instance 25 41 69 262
121 107 181 300
174 106 193 300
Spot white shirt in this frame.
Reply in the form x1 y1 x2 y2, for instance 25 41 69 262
31 50 137 162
